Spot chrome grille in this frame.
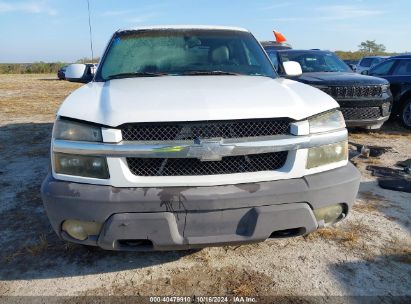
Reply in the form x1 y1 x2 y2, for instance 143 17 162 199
121 119 291 141
126 152 288 176
341 107 381 120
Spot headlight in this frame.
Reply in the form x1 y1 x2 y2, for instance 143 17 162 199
309 110 345 134
53 119 102 142
307 141 348 169
381 84 389 93
54 152 109 179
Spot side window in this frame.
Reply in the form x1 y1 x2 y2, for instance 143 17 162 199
371 58 381 66
266 51 279 70
392 60 411 76
370 60 395 76
359 58 373 67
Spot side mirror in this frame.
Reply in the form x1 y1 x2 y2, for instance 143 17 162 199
348 64 356 71
65 64 94 83
361 70 369 75
283 61 302 77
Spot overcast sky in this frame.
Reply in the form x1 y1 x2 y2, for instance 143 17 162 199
0 0 410 63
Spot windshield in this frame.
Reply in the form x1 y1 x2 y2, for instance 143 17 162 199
97 29 276 81
279 51 351 73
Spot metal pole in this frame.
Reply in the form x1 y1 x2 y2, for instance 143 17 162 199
87 0 94 62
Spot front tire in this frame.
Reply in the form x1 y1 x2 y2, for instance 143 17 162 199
400 98 411 129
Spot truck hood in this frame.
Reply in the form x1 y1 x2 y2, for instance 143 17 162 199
58 76 339 127
291 72 389 86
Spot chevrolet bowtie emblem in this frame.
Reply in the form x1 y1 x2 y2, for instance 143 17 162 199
187 139 235 161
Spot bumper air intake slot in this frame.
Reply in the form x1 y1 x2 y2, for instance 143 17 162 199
117 239 154 250
269 227 306 238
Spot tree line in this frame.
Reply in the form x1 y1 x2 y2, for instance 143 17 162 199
334 50 397 61
0 62 66 74
0 57 99 74
335 40 400 60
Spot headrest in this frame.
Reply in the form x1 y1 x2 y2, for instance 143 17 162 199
211 46 229 64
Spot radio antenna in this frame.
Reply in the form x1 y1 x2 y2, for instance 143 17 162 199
87 0 94 62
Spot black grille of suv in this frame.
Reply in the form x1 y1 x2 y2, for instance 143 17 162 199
337 99 388 108
121 119 291 141
126 152 288 176
319 86 382 99
341 107 381 120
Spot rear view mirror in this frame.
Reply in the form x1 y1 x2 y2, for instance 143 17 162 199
65 64 94 83
283 61 302 77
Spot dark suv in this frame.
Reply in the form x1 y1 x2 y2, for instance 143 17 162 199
365 55 411 129
265 49 393 129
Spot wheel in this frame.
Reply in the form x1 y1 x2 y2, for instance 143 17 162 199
400 98 411 129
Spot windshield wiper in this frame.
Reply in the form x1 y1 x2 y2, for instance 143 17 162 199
181 71 240 76
106 72 167 80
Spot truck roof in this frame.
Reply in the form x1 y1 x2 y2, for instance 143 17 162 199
275 49 332 53
261 41 292 50
117 25 250 33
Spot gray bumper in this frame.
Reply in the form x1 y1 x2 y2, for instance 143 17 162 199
41 163 361 251
345 115 390 129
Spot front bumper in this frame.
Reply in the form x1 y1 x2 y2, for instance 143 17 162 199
345 115 390 129
41 163 361 251
339 95 393 129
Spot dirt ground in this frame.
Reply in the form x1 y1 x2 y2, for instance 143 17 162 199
0 74 410 298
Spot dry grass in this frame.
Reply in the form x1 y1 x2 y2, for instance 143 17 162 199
306 227 358 244
2 234 80 263
353 191 390 214
349 128 411 140
305 221 373 247
0 74 81 120
190 249 212 264
353 203 379 213
2 234 48 263
84 266 275 296
232 283 256 297
25 234 49 255
381 237 411 264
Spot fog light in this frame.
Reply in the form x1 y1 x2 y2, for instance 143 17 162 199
313 204 344 226
62 219 102 241
381 102 391 117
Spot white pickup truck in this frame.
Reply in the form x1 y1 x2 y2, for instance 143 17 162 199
41 25 360 251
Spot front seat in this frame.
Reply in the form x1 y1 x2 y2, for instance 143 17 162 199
211 46 230 65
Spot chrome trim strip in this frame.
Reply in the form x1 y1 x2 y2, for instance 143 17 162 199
53 129 347 160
